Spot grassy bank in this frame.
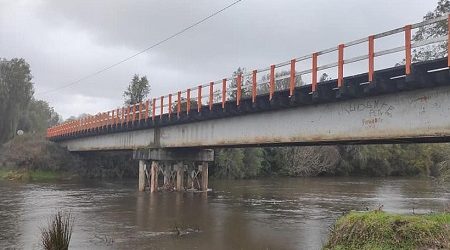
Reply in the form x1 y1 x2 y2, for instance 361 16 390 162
0 169 64 181
324 211 450 250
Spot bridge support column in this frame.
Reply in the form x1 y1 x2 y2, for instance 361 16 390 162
150 161 159 193
176 162 184 191
138 160 146 192
201 162 208 192
133 148 214 192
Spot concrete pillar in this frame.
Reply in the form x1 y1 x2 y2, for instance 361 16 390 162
176 162 184 191
163 164 170 187
150 161 159 193
186 165 192 190
201 162 208 192
138 160 146 192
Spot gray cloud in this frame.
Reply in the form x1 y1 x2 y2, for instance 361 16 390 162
0 0 436 118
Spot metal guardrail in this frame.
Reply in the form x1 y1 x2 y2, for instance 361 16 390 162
47 14 450 138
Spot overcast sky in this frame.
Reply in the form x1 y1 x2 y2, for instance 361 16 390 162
0 0 437 118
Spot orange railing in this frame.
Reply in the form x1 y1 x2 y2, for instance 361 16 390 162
47 14 450 139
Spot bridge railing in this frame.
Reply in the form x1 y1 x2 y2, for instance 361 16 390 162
47 14 450 139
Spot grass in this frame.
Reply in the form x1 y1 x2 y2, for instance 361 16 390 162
41 211 74 250
0 169 62 181
324 211 450 250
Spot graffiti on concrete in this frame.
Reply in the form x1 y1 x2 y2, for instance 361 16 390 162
341 100 395 117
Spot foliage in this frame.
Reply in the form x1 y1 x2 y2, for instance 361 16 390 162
213 148 246 179
324 211 450 250
171 97 198 114
276 146 340 176
0 58 34 144
0 169 61 181
123 74 150 105
41 211 74 250
18 99 61 134
0 134 81 172
337 144 450 177
412 0 449 62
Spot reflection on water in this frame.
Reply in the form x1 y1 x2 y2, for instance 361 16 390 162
0 177 448 249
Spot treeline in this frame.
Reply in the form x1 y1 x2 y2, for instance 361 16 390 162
0 58 60 144
211 144 450 179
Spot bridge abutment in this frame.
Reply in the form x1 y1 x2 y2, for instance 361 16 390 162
134 149 214 193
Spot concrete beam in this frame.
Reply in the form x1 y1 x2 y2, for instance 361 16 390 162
60 85 450 151
138 160 146 192
133 148 214 162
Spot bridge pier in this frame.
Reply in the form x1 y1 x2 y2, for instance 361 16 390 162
138 160 146 192
176 162 184 191
201 162 208 191
133 148 214 193
150 161 159 193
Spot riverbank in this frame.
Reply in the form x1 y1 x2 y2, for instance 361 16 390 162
0 169 68 181
324 211 450 250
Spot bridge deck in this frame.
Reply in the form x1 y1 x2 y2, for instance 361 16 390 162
53 58 450 144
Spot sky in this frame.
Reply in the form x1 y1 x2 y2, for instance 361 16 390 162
0 0 438 119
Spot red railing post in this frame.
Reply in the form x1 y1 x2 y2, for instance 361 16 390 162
177 91 181 117
168 94 172 119
145 100 149 121
111 110 115 126
186 88 191 115
289 59 296 97
121 107 124 124
209 82 214 111
405 24 412 75
269 64 275 100
312 53 318 92
198 85 202 113
338 44 345 88
152 98 156 121
132 104 136 124
128 106 131 124
236 74 242 106
160 96 164 119
252 70 257 103
369 35 375 82
222 79 226 109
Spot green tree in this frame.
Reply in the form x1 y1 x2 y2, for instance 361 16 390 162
123 74 150 105
412 0 449 62
242 148 265 178
214 148 245 179
17 99 61 134
0 58 34 144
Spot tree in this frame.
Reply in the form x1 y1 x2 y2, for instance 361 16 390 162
17 99 61 134
276 146 340 176
412 0 449 62
259 70 304 94
123 74 150 105
0 58 34 144
229 67 252 100
214 148 245 179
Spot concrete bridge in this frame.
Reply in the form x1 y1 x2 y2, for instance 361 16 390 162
47 15 450 192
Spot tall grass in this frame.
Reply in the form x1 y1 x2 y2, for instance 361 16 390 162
41 211 74 250
324 211 450 250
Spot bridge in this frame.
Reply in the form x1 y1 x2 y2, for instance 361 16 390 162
47 15 450 192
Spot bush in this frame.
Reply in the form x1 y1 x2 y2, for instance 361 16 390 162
324 211 450 250
0 134 80 172
41 211 74 250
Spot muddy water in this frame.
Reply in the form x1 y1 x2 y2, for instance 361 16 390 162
0 177 449 250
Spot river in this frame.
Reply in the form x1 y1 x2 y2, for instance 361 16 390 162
0 177 448 250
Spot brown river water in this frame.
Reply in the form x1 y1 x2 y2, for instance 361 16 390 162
0 177 449 250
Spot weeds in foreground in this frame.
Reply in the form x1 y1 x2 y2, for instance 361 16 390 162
41 211 74 250
324 210 450 250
